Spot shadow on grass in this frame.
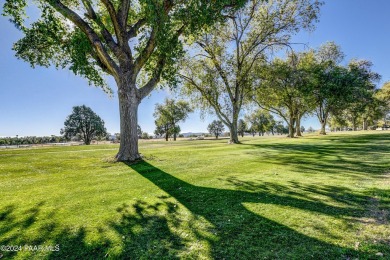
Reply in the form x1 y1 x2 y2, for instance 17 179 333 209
0 197 186 259
241 133 390 178
127 160 389 259
1 132 388 259
0 161 388 258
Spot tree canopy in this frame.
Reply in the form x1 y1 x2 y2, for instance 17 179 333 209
153 98 192 141
207 120 225 139
254 52 315 137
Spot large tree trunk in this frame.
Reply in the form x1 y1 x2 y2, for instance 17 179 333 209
228 112 240 144
296 114 302 137
352 117 358 131
288 116 296 138
363 118 368 130
317 104 327 135
229 123 239 143
115 86 141 162
319 121 326 135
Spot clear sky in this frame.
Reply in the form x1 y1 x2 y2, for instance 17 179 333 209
1 0 390 136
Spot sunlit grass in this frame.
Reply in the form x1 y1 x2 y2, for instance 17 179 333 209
0 131 389 259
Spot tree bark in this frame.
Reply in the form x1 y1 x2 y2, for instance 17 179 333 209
165 129 169 141
363 118 368 130
228 116 240 143
288 117 296 138
115 83 141 162
319 121 326 135
229 126 239 143
295 114 302 137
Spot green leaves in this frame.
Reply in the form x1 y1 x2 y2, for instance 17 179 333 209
207 120 225 138
61 105 107 145
2 0 27 30
12 5 66 68
153 98 193 138
68 29 112 94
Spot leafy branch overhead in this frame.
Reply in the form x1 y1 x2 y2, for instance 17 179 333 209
3 0 248 95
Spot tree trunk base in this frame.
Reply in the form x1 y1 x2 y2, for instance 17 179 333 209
319 131 326 135
115 152 142 163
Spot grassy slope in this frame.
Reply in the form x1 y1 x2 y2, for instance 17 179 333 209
0 132 389 259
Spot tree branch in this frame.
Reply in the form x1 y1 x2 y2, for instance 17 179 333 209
197 40 235 102
50 0 119 77
179 73 232 127
138 57 165 100
82 0 122 58
127 18 147 39
100 0 122 41
117 0 130 29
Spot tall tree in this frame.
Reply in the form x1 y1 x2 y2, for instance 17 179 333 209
207 120 225 139
342 60 380 130
375 82 390 126
153 99 192 141
3 0 250 161
61 105 107 145
254 52 315 138
180 0 321 143
237 119 247 138
309 42 348 135
245 110 274 136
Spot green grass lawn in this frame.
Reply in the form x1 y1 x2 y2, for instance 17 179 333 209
0 132 389 259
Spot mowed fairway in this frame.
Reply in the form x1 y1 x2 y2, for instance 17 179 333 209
0 132 389 259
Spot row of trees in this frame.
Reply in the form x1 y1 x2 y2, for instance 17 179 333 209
254 43 384 138
5 0 259 161
179 10 386 141
328 81 390 131
0 136 67 146
6 0 389 161
179 0 321 143
5 0 323 161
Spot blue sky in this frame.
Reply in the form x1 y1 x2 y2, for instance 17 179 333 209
1 0 390 136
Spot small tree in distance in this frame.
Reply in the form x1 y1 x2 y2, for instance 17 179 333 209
238 119 247 138
154 99 193 141
61 105 107 145
208 120 225 139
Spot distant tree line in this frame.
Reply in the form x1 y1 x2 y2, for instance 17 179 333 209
0 136 67 146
